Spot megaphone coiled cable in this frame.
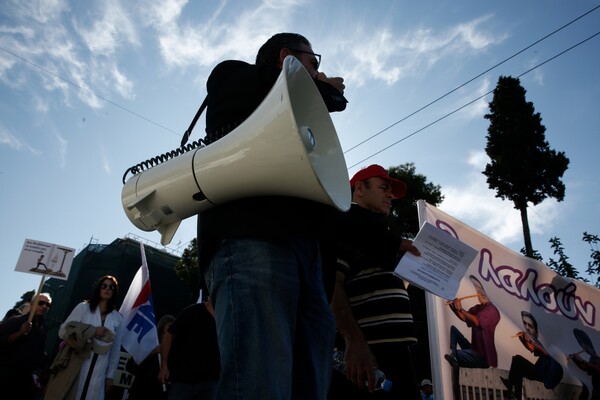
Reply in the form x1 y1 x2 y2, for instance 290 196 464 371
121 138 208 184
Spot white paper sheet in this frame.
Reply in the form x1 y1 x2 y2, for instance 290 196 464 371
395 222 478 300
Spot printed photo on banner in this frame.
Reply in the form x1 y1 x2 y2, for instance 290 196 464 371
417 200 600 400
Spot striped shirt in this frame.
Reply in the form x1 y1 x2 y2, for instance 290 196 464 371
336 204 417 347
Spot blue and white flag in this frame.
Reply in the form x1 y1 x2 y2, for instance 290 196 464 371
119 242 159 364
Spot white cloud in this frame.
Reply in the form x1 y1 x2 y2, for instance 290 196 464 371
441 150 561 246
74 0 139 56
450 15 504 50
0 125 23 150
32 95 50 114
340 15 506 87
145 0 305 69
142 0 188 28
528 58 544 86
0 123 41 155
4 0 68 23
56 132 68 168
109 63 135 100
100 144 111 174
1 0 136 110
455 77 492 121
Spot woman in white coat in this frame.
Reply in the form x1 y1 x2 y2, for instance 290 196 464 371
58 275 123 400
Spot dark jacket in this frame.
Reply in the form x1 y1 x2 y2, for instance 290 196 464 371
0 313 47 373
198 59 348 269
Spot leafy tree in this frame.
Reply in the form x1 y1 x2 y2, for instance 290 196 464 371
583 232 600 287
386 162 444 239
520 247 543 261
547 237 584 280
483 76 569 258
174 238 201 303
530 233 599 288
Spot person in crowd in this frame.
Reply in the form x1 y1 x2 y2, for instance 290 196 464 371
328 164 421 399
500 311 563 400
158 297 219 400
45 275 123 400
445 275 500 369
0 293 52 399
128 314 176 400
419 378 434 400
198 32 347 399
569 328 600 400
2 307 22 321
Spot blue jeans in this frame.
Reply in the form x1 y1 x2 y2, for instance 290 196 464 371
450 325 489 368
205 238 335 399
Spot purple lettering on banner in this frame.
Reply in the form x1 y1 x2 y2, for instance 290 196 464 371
477 248 596 327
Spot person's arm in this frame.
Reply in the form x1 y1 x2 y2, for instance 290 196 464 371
0 316 31 345
330 270 378 392
59 303 85 339
6 320 32 343
448 298 481 327
158 330 174 384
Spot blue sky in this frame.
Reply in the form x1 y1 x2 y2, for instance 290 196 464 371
1 0 599 314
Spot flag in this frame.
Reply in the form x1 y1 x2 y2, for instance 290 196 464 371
416 201 600 400
119 242 159 365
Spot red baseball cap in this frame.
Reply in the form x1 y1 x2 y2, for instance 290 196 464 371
350 164 407 198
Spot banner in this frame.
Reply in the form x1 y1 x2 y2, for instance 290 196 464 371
119 243 159 365
418 201 599 400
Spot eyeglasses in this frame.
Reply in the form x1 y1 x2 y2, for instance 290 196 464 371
288 48 321 70
38 300 51 308
101 283 116 291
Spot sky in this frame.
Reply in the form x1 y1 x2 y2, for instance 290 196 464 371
1 0 599 315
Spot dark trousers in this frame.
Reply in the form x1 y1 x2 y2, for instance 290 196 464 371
508 355 539 399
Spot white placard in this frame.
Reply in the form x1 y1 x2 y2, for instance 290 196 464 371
15 239 75 280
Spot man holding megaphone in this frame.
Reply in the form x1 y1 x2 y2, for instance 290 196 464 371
198 33 348 399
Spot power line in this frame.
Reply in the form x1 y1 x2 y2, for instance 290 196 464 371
0 46 181 137
2 4 598 155
344 4 600 155
347 30 600 169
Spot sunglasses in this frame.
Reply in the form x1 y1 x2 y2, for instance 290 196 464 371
101 283 116 291
38 300 51 308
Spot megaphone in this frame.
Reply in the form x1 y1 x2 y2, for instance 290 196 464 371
121 56 351 245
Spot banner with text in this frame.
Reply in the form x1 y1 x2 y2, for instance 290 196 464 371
418 201 599 400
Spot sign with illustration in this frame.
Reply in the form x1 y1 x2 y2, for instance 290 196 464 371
418 201 600 400
15 238 75 280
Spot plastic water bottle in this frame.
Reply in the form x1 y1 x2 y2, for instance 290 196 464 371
332 350 393 392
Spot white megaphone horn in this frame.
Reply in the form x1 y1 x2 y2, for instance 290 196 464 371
121 56 351 245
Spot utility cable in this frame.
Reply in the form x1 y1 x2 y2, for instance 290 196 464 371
343 4 600 155
347 30 600 169
0 45 181 137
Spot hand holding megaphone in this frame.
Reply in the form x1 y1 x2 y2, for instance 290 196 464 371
316 72 345 94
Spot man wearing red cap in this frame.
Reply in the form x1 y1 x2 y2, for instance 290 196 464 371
329 164 421 399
